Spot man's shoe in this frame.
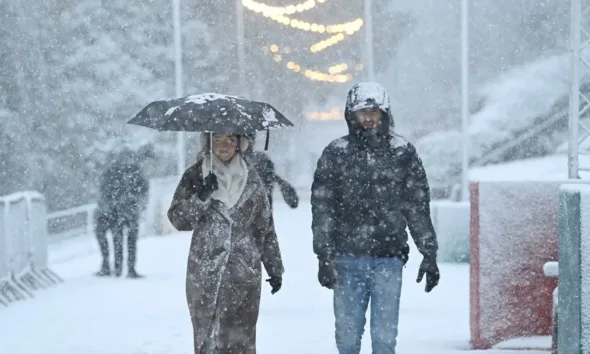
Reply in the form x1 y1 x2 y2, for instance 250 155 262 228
94 263 111 277
127 268 144 279
114 265 123 277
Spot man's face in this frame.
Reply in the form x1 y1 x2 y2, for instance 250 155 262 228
355 108 382 129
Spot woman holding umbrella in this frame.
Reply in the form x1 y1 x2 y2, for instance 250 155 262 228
129 93 292 353
168 132 283 353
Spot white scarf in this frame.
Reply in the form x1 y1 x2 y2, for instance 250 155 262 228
202 152 249 209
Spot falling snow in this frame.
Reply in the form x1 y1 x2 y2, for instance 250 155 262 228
0 0 581 352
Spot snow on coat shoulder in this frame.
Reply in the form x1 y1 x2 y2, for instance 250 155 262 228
390 133 409 149
331 137 349 150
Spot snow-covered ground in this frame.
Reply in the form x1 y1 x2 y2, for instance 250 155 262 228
0 202 548 353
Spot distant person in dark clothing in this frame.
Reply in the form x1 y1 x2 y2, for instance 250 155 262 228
95 146 153 278
245 133 299 210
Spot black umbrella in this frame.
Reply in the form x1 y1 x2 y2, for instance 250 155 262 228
128 93 293 135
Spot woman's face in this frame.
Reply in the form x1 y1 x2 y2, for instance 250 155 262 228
211 134 239 162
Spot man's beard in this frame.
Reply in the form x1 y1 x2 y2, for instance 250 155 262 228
356 126 384 147
359 126 378 137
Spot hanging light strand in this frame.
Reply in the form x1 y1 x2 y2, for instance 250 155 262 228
266 45 366 83
242 1 363 35
241 0 326 16
310 33 345 53
328 63 348 74
304 68 351 83
265 14 363 35
267 45 353 83
306 107 343 120
242 1 363 56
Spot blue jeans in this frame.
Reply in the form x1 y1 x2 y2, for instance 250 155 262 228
333 256 404 354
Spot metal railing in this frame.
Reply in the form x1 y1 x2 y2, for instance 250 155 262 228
46 203 97 242
0 191 62 307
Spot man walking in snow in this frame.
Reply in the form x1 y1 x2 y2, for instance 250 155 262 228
311 82 440 354
94 146 152 278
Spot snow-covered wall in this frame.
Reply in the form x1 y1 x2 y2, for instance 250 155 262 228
470 181 565 349
431 200 469 263
557 184 590 354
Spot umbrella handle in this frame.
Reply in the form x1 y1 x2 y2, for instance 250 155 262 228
209 132 213 171
264 129 270 151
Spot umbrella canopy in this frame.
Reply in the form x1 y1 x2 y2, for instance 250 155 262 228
128 93 293 134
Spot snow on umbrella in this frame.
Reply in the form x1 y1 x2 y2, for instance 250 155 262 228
127 93 293 134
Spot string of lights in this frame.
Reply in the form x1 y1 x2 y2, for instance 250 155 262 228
305 107 344 120
244 5 364 115
269 46 351 82
241 0 327 16
243 0 363 35
263 13 364 35
244 3 364 84
304 68 351 83
328 63 348 74
310 33 345 53
266 44 365 83
243 1 362 55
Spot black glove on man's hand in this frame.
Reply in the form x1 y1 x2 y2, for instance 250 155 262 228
266 276 282 294
198 172 218 201
416 256 440 293
318 258 336 289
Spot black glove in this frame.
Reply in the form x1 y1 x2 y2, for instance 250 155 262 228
416 256 440 293
198 172 218 201
318 258 336 289
266 276 282 294
277 177 299 209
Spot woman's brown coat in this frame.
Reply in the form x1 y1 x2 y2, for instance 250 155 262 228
167 158 284 354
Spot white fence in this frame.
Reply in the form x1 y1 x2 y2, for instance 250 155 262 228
0 191 62 307
47 203 98 242
45 176 181 241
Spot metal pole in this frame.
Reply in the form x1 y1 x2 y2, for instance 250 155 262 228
569 0 581 179
173 0 185 175
236 0 246 96
460 0 469 201
364 0 375 81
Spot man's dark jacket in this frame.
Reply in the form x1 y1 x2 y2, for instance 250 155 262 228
311 83 438 263
97 154 149 222
247 150 299 210
248 151 275 202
